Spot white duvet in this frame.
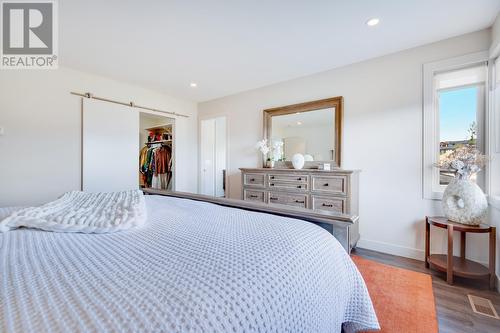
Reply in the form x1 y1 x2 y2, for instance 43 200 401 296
0 195 379 332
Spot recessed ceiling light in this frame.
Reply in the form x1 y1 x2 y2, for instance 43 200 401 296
190 82 197 88
296 121 302 125
296 112 301 115
366 18 380 27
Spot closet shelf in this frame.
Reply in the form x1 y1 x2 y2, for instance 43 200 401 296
145 124 172 132
146 140 172 145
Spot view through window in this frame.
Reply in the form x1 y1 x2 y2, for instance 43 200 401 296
438 86 480 185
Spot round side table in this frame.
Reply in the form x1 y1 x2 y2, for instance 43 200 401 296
425 216 496 289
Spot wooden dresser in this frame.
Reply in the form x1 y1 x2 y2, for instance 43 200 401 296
240 168 360 251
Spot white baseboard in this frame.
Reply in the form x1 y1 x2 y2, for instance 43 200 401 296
356 238 490 266
356 239 425 261
356 238 490 265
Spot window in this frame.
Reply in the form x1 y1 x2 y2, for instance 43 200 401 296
438 81 485 186
423 52 488 199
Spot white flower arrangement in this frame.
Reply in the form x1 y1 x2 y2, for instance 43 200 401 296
271 141 284 161
435 145 488 180
255 139 270 157
255 139 284 161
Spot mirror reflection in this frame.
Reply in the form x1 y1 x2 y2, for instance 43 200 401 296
270 107 335 161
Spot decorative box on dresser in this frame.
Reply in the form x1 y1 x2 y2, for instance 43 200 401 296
240 168 360 252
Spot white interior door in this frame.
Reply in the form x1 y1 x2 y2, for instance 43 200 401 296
82 99 139 192
200 117 226 196
214 117 227 197
200 118 216 195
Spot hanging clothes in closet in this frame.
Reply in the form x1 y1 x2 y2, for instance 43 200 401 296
139 144 172 189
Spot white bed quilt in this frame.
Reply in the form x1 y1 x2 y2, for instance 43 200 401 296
0 195 379 332
0 190 146 233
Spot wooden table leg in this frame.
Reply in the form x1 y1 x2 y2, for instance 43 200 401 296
490 227 496 290
425 217 430 268
447 225 454 285
460 231 466 259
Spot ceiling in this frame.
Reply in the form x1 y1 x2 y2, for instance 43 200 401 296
60 1 500 102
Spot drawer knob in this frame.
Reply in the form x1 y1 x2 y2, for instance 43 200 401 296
250 178 255 181
322 203 333 207
270 197 278 201
297 177 302 181
270 183 275 186
323 183 329 186
270 176 275 179
297 185 302 188
249 195 258 198
295 200 305 204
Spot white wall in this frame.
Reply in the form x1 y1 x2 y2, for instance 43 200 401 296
199 29 493 263
491 13 500 57
0 67 198 206
487 206 500 286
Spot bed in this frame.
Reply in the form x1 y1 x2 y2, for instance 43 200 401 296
0 194 379 332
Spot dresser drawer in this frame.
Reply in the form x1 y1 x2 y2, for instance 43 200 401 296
269 181 308 191
243 189 266 203
243 173 265 187
311 176 347 194
268 174 308 183
312 196 346 214
268 192 308 208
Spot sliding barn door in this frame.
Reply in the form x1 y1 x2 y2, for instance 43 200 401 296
82 99 139 192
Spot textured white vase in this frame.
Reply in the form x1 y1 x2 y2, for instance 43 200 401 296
442 179 488 225
292 153 305 169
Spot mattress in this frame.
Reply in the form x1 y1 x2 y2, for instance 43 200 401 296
0 195 379 332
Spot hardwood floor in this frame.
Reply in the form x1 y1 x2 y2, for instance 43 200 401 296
353 248 500 333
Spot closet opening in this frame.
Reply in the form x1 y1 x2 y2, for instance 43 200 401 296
139 112 175 191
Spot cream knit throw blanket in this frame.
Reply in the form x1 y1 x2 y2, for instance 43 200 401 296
0 190 147 233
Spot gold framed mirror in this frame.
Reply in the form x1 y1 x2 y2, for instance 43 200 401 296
263 96 343 168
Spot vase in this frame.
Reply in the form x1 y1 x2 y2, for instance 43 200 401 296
264 160 274 168
442 178 488 225
292 153 305 169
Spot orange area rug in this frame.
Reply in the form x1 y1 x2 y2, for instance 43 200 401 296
351 255 438 333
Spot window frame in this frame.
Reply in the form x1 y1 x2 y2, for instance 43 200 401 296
487 56 500 209
423 51 489 200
